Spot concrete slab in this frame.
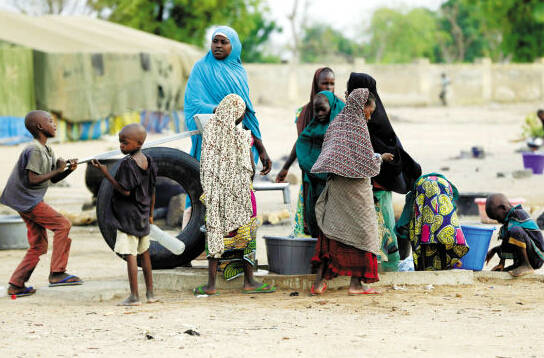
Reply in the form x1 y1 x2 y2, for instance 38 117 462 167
36 279 129 302
149 268 474 292
475 270 544 282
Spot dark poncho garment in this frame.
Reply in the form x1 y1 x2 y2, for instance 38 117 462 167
110 155 158 237
347 73 422 194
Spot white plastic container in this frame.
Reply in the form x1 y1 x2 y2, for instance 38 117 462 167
149 224 185 255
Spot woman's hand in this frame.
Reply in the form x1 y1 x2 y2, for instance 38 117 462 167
275 168 288 183
381 153 394 162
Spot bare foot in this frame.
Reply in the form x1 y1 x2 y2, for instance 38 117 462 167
510 265 534 277
118 295 141 306
491 263 505 271
146 292 159 303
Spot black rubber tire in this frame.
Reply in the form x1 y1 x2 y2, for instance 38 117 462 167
96 147 205 269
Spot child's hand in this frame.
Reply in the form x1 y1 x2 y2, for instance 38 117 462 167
149 216 154 225
275 168 288 183
485 248 496 265
381 153 394 162
56 158 67 171
90 159 108 174
67 159 78 171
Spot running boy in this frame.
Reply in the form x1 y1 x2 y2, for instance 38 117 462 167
485 193 544 277
1 110 81 297
91 124 158 305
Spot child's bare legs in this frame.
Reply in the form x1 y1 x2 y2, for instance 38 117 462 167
119 254 140 306
140 250 157 303
510 246 534 277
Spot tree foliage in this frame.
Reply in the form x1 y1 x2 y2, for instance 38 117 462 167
366 8 444 63
89 0 281 62
299 24 361 63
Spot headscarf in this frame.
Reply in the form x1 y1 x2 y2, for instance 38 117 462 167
296 91 344 178
200 94 254 258
184 26 261 162
347 73 421 193
311 88 381 179
297 67 334 135
296 91 344 237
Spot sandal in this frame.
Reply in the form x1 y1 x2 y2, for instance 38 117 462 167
242 283 276 294
49 274 83 287
310 282 327 295
193 285 218 296
8 285 36 298
348 287 380 295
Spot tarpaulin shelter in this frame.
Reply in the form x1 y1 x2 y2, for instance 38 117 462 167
0 10 202 143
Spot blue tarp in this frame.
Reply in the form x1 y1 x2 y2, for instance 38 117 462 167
0 116 32 145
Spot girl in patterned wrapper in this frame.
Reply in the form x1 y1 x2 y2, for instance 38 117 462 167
395 174 469 271
485 193 544 277
194 94 276 295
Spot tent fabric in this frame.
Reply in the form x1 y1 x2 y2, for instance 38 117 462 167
0 10 202 124
0 45 35 117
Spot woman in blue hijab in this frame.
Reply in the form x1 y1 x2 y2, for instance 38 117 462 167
184 26 271 170
182 26 272 225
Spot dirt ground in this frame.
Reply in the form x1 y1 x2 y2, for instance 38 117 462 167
1 103 544 357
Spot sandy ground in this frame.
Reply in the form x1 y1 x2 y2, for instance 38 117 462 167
1 103 544 357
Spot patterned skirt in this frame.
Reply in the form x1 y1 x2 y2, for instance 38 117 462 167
205 191 257 280
409 176 469 270
311 233 379 283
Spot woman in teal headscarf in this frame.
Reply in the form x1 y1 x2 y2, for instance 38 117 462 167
182 26 272 224
295 91 344 237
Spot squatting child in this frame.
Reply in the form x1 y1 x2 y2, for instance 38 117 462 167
485 193 544 277
91 124 158 305
1 110 81 297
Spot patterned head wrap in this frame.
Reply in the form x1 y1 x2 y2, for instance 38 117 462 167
200 94 254 257
311 88 381 179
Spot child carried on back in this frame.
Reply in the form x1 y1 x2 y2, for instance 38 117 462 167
92 124 158 305
485 193 544 277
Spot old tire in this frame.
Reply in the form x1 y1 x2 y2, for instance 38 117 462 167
96 147 205 269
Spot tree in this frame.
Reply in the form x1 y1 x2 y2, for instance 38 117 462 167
366 8 444 63
6 0 91 15
89 0 280 63
439 0 544 63
299 24 362 63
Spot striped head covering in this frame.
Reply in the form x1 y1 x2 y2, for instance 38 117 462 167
200 94 254 258
311 88 381 179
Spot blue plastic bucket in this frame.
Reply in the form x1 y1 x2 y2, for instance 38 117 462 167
457 225 496 271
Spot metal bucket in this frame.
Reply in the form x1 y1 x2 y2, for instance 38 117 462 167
0 215 28 250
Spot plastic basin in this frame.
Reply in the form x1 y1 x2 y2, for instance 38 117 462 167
456 225 496 271
0 215 28 250
522 152 544 174
264 236 317 275
474 197 525 224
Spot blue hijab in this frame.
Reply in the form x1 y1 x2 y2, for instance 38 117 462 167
184 26 261 162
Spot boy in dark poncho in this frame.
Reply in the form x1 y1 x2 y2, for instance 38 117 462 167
91 124 158 305
485 193 544 277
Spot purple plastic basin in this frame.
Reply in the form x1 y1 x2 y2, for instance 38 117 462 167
522 152 544 174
